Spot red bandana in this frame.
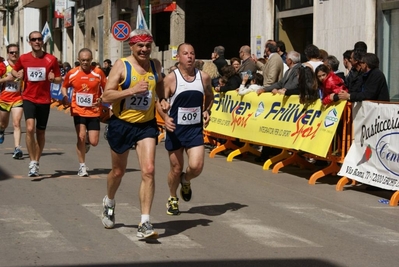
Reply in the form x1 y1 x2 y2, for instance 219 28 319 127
129 34 154 44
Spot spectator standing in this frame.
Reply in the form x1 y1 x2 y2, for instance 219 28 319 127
237 45 257 75
325 55 345 81
202 61 220 88
263 50 301 96
214 65 241 93
212 46 228 75
255 40 284 90
276 40 287 64
303 44 324 71
102 59 112 77
338 53 389 102
230 57 241 73
315 64 348 105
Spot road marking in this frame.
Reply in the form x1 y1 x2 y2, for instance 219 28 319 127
12 175 102 179
0 205 76 253
217 211 320 248
274 202 399 245
83 203 202 248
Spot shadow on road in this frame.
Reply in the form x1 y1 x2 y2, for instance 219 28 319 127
0 165 12 181
113 218 213 241
30 168 140 181
21 259 344 267
184 202 248 216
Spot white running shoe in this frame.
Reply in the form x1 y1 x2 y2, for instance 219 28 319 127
77 165 89 177
101 196 115 229
28 162 39 177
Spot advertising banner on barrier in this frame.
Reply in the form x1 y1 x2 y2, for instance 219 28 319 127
338 101 399 191
207 91 346 157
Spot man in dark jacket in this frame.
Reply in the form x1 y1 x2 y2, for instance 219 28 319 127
212 46 228 75
338 53 389 102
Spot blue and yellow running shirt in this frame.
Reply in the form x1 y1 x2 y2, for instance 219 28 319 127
112 58 158 123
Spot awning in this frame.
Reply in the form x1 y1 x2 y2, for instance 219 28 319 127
21 0 48 9
151 1 176 14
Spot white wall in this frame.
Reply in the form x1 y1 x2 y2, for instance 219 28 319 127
22 8 41 53
251 0 274 58
314 0 376 59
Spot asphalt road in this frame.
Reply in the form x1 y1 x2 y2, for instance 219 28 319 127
1 108 399 267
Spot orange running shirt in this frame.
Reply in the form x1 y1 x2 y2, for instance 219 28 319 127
0 62 23 104
62 66 107 117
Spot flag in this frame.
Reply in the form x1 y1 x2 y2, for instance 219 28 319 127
41 22 52 44
136 5 148 30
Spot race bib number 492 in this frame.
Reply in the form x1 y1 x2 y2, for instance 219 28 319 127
27 67 46 82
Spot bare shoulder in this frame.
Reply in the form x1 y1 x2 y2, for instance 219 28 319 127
200 70 211 84
163 71 176 86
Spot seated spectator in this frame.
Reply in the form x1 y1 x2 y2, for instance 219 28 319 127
237 73 264 96
214 65 241 93
315 64 348 105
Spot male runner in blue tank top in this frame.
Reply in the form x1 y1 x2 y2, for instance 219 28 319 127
101 29 165 239
157 43 214 215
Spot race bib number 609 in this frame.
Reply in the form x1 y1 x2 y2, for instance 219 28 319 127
178 106 201 125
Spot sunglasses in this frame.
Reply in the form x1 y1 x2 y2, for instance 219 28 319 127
30 37 43 42
9 51 18 55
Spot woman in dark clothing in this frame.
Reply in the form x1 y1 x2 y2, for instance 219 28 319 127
214 65 241 93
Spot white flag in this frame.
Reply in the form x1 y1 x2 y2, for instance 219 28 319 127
136 5 148 30
41 22 52 44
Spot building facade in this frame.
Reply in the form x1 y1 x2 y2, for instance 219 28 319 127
0 0 397 98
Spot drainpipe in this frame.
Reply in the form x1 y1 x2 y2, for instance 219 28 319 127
145 0 149 28
49 0 53 53
6 0 9 42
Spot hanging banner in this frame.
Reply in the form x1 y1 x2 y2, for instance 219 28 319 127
55 0 66 19
207 91 346 157
338 101 399 191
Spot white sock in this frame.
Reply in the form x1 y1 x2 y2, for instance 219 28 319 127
141 214 150 224
80 163 86 168
105 196 115 207
182 175 190 184
30 160 38 165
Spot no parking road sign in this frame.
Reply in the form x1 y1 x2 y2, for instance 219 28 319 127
112 20 131 41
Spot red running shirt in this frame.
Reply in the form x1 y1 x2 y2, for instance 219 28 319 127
13 52 61 104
